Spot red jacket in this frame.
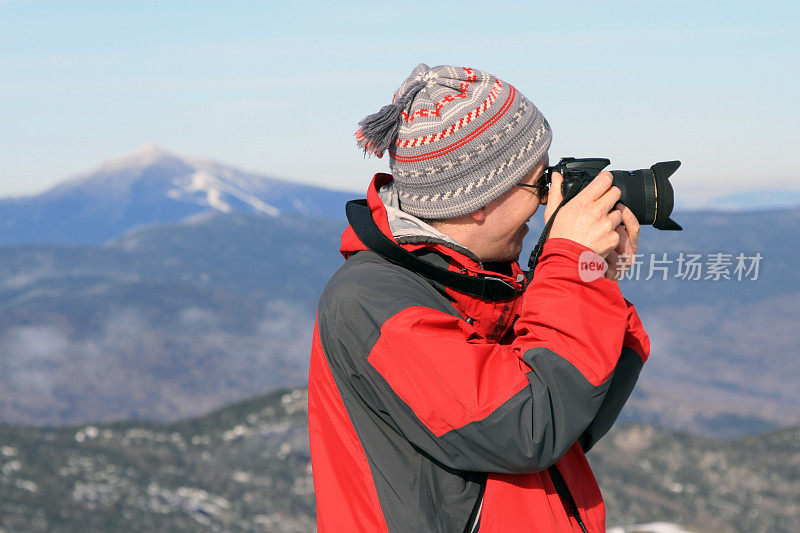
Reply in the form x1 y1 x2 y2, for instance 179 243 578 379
308 173 650 532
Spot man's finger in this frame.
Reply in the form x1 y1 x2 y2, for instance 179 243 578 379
617 203 639 234
616 203 640 252
609 208 624 228
544 171 564 223
614 224 631 256
576 171 614 201
548 171 563 206
598 186 622 213
614 224 627 247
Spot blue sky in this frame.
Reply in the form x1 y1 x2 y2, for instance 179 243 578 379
1 0 798 206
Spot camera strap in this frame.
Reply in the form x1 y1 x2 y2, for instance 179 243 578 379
345 199 523 301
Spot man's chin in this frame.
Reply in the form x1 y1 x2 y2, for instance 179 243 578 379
491 249 522 263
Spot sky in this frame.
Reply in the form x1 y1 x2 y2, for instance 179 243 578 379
1 0 798 207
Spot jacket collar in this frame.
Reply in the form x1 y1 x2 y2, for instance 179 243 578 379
340 173 525 289
377 180 481 263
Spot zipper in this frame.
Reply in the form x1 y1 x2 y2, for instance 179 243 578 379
465 473 487 533
547 465 589 533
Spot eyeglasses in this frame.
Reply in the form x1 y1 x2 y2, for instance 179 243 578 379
517 167 552 198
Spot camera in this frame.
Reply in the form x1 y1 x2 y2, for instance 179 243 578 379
544 157 682 231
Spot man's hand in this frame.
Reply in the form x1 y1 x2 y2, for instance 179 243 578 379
604 203 640 280
544 171 624 259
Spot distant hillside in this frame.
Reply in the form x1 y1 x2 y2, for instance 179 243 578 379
0 143 355 245
0 212 343 426
2 205 799 437
1 388 797 532
1 144 798 437
0 389 313 532
701 190 800 211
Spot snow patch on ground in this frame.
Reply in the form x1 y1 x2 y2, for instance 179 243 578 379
170 170 280 216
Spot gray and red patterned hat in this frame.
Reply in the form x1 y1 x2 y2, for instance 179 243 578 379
356 63 552 219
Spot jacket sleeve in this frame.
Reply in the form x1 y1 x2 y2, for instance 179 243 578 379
318 238 642 474
578 298 650 452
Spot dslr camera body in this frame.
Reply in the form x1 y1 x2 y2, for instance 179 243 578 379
544 157 682 231
526 157 681 276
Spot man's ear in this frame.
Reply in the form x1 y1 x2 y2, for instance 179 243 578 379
469 206 487 222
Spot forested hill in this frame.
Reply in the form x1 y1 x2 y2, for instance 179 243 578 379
1 388 797 532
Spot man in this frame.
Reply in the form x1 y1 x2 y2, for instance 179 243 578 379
308 64 649 532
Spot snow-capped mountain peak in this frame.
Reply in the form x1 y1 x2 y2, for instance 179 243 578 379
0 145 354 245
50 144 292 216
99 142 174 171
168 169 280 217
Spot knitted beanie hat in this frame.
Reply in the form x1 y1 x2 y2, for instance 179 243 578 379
355 63 552 219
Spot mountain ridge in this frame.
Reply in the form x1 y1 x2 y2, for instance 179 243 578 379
0 144 356 245
2 206 799 436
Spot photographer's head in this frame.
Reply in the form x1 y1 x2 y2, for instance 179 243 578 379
429 155 550 262
356 63 552 261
